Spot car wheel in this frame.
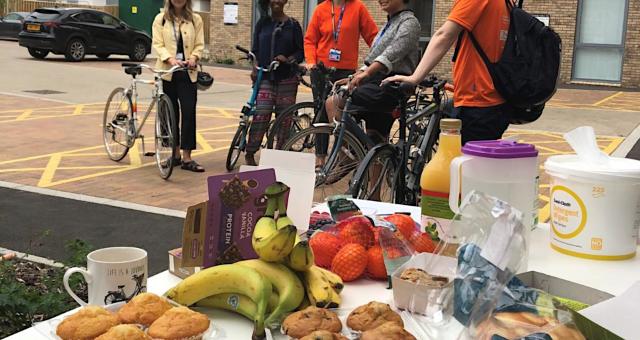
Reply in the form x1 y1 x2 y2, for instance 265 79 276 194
129 41 147 62
96 53 110 60
65 38 86 62
28 48 49 59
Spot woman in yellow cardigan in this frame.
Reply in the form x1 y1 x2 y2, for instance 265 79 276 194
152 0 205 172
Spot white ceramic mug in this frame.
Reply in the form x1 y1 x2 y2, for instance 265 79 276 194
63 247 147 306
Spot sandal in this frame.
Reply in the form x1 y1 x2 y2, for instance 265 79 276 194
181 160 205 172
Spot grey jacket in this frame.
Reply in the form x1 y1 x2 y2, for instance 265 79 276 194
364 10 421 76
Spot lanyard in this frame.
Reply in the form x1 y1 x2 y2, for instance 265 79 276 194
373 20 391 48
171 21 181 46
331 2 346 45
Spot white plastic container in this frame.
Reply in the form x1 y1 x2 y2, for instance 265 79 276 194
545 155 640 260
449 140 539 233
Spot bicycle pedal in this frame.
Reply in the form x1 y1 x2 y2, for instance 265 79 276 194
144 152 155 156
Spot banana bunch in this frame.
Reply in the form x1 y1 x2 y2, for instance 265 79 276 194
252 182 297 262
302 265 343 308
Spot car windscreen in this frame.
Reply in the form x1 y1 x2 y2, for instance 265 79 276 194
28 9 61 21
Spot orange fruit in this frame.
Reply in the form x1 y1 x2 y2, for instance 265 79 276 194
331 243 368 282
337 216 375 248
410 232 436 253
309 232 343 268
384 214 418 240
366 246 387 280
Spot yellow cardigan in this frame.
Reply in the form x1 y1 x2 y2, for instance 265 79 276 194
152 12 204 82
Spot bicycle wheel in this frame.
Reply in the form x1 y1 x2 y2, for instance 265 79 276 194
155 94 177 180
350 146 399 203
226 125 245 171
266 101 315 149
282 126 366 202
102 87 132 161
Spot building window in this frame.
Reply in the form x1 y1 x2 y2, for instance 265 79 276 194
573 0 628 83
408 0 434 38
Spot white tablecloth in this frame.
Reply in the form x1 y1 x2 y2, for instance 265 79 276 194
8 199 640 339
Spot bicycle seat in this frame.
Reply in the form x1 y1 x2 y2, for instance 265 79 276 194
124 66 142 77
117 285 125 289
122 62 141 68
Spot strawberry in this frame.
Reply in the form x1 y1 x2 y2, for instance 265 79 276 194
366 246 387 280
309 231 342 268
384 214 418 240
410 232 436 253
331 243 368 282
337 216 374 248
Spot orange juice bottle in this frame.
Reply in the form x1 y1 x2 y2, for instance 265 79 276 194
421 119 462 240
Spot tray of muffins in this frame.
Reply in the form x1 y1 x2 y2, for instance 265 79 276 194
276 301 419 340
35 292 218 340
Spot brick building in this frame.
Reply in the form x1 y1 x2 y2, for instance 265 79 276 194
205 0 639 88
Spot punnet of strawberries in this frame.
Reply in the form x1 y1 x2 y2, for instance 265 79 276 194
308 213 436 282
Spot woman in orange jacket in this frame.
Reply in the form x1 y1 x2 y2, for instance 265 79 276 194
305 0 378 76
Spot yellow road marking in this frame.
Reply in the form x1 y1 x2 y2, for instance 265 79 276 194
592 91 624 106
15 109 33 121
216 109 235 118
196 132 214 153
199 123 239 133
129 140 142 166
602 137 624 154
0 145 104 166
73 104 85 115
37 154 61 187
0 165 126 173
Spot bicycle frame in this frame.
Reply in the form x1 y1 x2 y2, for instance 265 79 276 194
123 76 163 147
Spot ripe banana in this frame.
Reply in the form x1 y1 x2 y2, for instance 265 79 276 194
303 266 333 308
253 224 297 262
236 259 305 326
286 240 314 272
313 266 344 293
195 292 279 320
252 198 278 251
164 264 272 337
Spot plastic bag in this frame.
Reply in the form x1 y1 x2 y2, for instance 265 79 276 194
402 191 528 332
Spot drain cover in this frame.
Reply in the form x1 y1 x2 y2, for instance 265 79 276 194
23 90 66 95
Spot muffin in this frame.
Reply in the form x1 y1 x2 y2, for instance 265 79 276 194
400 268 449 288
346 301 403 332
56 306 120 340
361 321 416 340
147 307 210 340
282 306 342 339
117 292 173 326
95 324 150 340
300 330 348 340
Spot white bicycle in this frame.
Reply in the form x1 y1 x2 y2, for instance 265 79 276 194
102 62 185 179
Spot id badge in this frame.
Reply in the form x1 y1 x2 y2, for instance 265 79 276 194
176 52 184 61
328 48 341 62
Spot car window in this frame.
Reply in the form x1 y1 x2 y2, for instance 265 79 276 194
28 9 61 21
4 13 21 20
72 11 101 24
97 13 120 27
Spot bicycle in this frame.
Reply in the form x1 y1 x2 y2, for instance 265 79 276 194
349 77 450 205
280 78 419 202
265 62 336 150
103 273 146 304
102 62 186 180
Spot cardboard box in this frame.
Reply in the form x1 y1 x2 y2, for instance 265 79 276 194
181 169 278 268
391 252 457 316
168 248 200 279
515 271 621 340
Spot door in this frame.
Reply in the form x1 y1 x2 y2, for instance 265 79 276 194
70 11 105 52
573 0 628 83
0 13 24 39
96 12 129 53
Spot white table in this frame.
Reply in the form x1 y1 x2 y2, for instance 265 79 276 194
8 199 640 339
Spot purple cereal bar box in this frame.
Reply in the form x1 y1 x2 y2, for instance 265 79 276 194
203 169 277 268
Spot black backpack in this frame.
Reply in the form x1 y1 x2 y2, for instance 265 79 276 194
453 0 562 124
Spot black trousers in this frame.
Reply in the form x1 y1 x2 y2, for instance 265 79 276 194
163 71 197 151
454 104 510 145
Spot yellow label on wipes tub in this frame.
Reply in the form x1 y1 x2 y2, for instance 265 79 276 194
551 185 587 239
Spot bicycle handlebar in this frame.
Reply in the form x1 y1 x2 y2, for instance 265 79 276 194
121 63 187 75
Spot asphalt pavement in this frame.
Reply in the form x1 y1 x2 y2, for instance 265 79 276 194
0 186 182 275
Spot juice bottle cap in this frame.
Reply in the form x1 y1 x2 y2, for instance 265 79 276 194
440 118 461 130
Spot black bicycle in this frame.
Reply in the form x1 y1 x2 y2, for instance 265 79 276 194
349 77 450 205
265 62 336 150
